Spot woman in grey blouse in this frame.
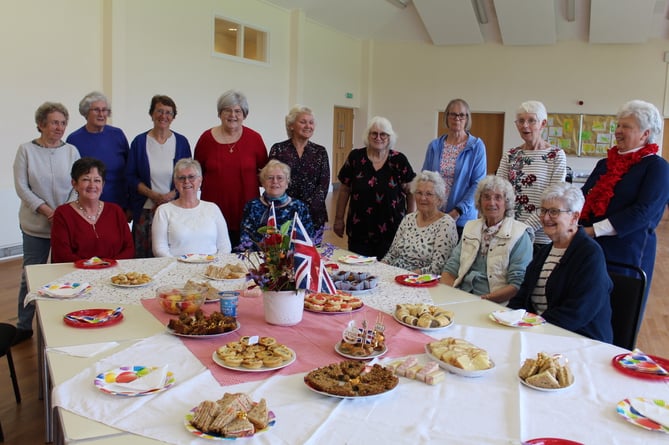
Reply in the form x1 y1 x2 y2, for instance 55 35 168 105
12 102 80 344
383 171 458 275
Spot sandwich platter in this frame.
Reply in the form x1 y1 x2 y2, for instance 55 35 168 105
184 407 276 440
518 375 573 392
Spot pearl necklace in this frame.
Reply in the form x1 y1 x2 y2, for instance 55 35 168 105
76 200 102 222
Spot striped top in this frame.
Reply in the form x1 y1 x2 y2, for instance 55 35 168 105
530 247 566 314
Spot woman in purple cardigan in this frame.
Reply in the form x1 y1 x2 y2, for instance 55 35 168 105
126 95 191 257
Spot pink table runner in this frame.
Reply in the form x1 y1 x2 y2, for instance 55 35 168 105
142 295 434 386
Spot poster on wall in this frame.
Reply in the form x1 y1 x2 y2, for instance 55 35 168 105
545 114 581 155
580 114 616 157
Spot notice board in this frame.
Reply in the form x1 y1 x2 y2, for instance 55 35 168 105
543 113 616 157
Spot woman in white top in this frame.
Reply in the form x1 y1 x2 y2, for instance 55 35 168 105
383 171 458 275
152 158 231 257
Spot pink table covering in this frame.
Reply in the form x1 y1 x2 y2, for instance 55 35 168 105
142 295 434 386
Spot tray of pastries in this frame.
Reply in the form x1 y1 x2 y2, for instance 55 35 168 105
304 292 364 313
213 335 295 371
167 310 238 337
394 304 454 330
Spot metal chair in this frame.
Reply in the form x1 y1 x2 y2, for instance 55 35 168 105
0 323 22 442
606 261 647 350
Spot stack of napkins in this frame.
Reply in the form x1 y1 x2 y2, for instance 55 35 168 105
492 309 526 325
630 398 669 427
618 349 669 375
38 281 92 298
105 365 169 393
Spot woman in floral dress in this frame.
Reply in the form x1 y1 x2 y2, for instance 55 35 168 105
496 100 566 251
334 116 416 258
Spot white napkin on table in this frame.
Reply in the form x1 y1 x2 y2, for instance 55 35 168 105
48 341 119 358
340 255 376 263
492 309 526 325
630 398 669 427
105 365 169 392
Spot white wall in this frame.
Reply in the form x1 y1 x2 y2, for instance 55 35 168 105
1 0 668 249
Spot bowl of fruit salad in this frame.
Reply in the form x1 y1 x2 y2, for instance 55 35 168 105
156 286 205 315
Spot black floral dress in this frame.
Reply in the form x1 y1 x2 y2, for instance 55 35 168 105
337 148 416 257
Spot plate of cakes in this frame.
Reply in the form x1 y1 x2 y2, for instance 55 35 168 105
394 304 454 330
335 340 387 360
304 292 364 313
518 352 574 391
329 270 379 295
304 360 399 399
425 337 495 377
212 336 296 372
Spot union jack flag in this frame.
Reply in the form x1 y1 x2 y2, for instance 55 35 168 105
266 201 277 228
290 213 336 293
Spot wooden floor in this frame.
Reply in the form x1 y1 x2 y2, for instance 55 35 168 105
0 206 667 443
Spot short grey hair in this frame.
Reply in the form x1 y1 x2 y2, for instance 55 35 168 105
410 171 447 204
173 158 202 180
474 175 516 218
516 100 547 123
541 182 585 213
285 105 314 138
35 102 69 129
259 159 291 184
79 91 110 117
617 99 663 144
216 90 249 118
444 98 472 132
364 116 397 150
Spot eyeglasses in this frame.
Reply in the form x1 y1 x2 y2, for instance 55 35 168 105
370 131 389 140
266 175 286 183
415 191 436 198
176 174 200 182
221 108 244 116
155 109 174 117
448 112 467 120
90 108 110 114
515 118 539 126
536 207 572 218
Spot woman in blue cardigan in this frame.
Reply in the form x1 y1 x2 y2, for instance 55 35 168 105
508 183 613 343
580 100 669 321
127 95 191 257
422 98 487 236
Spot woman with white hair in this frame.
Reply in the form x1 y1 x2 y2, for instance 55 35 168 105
509 182 613 343
497 100 567 251
269 105 330 233
334 116 416 258
67 91 130 213
383 171 458 275
580 99 669 320
441 175 533 304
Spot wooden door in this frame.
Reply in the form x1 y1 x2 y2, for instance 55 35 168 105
437 111 505 174
332 107 354 184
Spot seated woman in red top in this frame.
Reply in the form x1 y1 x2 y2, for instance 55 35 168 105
51 157 134 262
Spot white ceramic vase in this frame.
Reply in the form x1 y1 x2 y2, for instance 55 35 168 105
262 289 305 326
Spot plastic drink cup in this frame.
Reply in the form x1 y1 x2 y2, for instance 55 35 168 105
219 291 239 317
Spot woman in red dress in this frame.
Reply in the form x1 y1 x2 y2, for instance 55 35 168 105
194 90 268 248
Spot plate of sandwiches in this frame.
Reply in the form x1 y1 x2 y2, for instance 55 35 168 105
304 292 364 313
202 263 247 281
303 360 399 399
518 352 574 391
185 393 275 439
425 337 495 377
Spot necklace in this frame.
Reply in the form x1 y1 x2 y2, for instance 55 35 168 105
76 200 102 221
226 142 237 153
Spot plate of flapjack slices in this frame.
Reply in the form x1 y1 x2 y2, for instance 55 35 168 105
185 392 276 439
212 335 296 372
304 359 399 399
518 352 574 391
394 304 454 330
304 291 364 314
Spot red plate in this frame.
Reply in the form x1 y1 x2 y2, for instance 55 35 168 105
63 309 124 328
74 258 118 269
394 274 439 287
525 439 583 445
611 353 669 381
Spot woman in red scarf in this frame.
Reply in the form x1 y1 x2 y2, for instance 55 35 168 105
580 100 669 320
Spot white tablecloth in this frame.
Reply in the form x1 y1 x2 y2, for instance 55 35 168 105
27 256 433 313
52 324 669 444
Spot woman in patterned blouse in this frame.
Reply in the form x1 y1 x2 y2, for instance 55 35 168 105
334 116 416 258
496 100 566 251
383 171 458 275
269 105 329 234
